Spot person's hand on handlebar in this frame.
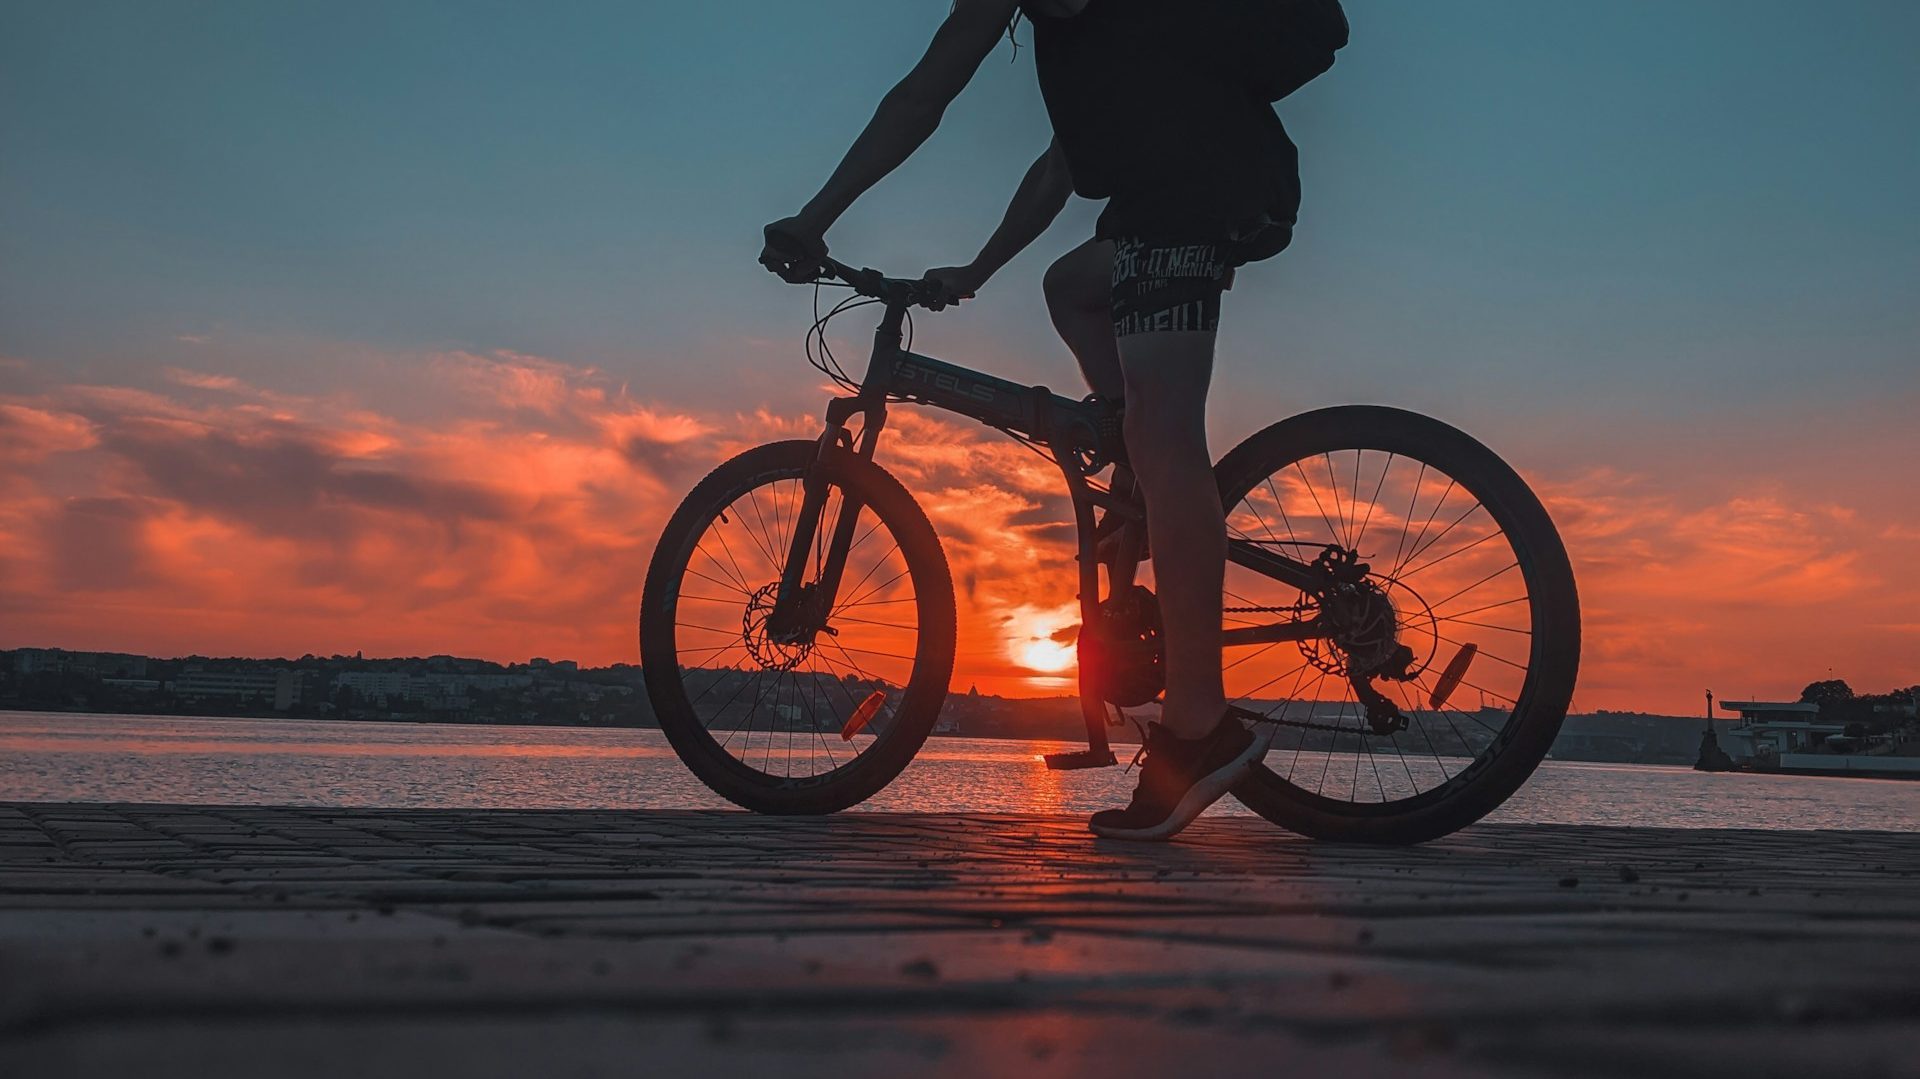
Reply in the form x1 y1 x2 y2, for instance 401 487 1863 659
759 216 829 282
921 263 987 309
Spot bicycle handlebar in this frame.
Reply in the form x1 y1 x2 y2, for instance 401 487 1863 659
761 227 958 311
814 255 954 310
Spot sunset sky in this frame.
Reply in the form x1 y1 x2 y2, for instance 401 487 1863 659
3 1 1916 714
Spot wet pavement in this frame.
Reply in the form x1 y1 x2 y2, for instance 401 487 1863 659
1 803 1916 1077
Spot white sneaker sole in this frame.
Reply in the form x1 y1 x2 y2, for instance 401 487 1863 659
1087 733 1264 842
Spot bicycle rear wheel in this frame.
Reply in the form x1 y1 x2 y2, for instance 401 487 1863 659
640 440 955 813
1214 406 1580 844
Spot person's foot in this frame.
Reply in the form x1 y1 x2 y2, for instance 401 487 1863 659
1089 712 1259 841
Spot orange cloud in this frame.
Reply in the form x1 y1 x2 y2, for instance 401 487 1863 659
1 353 1915 712
0 403 97 461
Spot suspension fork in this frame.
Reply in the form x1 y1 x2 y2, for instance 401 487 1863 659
766 392 889 642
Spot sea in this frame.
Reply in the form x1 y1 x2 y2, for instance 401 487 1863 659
2 711 1914 831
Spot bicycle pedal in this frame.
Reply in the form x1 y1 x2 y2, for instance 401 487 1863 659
1043 749 1118 771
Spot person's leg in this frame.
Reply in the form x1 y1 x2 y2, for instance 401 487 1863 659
1116 330 1226 739
1043 236 1123 399
1046 237 1146 581
1084 237 1258 841
1049 234 1231 736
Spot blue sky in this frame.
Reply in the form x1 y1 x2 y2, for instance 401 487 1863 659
6 1 1915 423
2 1 1917 705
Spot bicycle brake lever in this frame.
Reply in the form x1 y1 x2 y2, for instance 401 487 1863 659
916 279 961 311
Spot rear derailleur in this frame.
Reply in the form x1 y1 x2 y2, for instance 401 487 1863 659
1312 546 1416 736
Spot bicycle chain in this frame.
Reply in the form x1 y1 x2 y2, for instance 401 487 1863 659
1240 711 1378 735
1216 603 1397 733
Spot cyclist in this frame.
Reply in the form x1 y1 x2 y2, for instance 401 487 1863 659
761 0 1329 840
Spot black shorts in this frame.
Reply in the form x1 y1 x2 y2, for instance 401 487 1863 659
1108 222 1290 338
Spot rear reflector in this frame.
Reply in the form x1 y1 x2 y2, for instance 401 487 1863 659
1428 643 1478 709
841 690 887 740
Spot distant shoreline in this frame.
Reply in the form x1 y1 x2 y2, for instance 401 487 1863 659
0 703 1710 765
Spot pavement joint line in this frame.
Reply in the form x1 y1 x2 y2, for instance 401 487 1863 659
7 802 1917 1075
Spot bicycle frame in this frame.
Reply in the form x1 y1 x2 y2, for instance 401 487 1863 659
768 289 1339 764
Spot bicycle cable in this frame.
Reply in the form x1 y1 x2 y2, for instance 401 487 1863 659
804 281 1076 477
806 282 875 394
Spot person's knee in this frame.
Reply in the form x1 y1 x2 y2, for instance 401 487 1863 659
1043 247 1106 318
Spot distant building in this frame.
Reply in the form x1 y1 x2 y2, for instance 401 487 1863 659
336 671 414 702
12 648 149 678
1716 700 1840 756
456 673 533 691
173 667 301 711
333 670 533 708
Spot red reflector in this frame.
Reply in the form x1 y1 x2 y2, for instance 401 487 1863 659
840 690 887 740
1428 644 1478 709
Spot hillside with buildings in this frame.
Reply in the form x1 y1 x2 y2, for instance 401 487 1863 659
0 645 1764 765
2 647 649 728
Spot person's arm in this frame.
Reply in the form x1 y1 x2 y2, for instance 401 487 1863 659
972 138 1074 277
763 0 1019 262
925 139 1074 299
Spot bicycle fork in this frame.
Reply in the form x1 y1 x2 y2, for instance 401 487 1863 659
764 408 878 647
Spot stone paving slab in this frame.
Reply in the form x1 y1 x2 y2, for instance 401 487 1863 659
0 804 1916 1078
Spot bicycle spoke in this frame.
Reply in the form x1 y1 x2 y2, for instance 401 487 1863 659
1395 522 1500 583
1428 561 1521 613
1352 451 1392 555
828 614 918 632
1220 433 1559 815
1395 499 1486 580
684 565 752 599
1431 615 1531 636
833 596 919 610
1393 478 1455 579
829 643 920 663
1265 475 1303 549
1389 462 1427 572
1424 593 1530 623
1292 460 1342 548
1323 452 1348 549
661 460 928 789
741 486 785 574
693 543 754 594
839 564 913 613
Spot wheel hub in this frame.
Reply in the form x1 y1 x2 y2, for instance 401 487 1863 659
742 583 814 671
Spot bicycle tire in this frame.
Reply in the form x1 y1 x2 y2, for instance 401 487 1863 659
1217 406 1581 844
640 440 956 813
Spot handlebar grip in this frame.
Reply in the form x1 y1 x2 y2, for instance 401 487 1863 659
761 224 829 283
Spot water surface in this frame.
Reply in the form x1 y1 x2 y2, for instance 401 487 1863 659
3 712 1914 831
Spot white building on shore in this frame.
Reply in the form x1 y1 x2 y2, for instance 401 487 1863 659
172 668 302 711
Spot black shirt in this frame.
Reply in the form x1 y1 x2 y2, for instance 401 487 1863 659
1025 0 1301 246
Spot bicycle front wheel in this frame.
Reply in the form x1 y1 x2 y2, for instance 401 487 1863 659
640 440 956 814
1216 406 1581 844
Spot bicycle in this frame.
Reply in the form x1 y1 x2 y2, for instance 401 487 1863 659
639 251 1580 844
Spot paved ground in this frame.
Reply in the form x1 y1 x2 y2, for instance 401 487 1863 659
0 804 1915 1078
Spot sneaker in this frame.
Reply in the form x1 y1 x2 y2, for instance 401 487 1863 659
1089 713 1260 841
